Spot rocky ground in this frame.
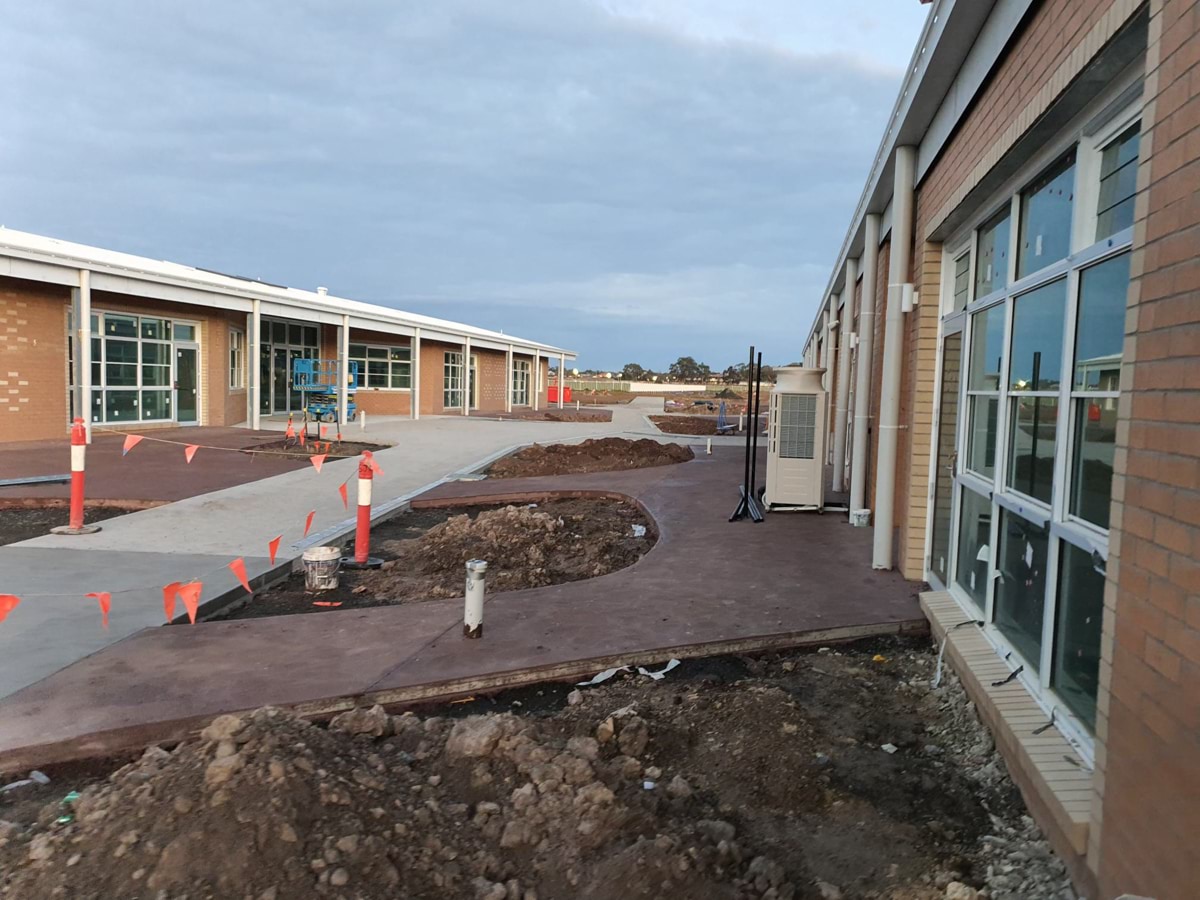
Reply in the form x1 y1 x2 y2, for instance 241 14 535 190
0 637 1076 899
219 499 655 619
487 438 692 478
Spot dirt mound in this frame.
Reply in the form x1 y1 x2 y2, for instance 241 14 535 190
359 502 653 600
488 438 692 478
0 705 796 900
715 388 743 399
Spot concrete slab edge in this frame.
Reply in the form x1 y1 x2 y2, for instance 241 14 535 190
0 617 928 773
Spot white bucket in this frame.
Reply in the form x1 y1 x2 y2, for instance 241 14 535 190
302 546 341 591
849 509 872 528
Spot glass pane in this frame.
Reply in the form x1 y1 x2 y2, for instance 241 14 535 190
142 365 170 387
173 324 196 341
1075 252 1130 390
289 324 303 345
969 305 1005 390
141 343 170 365
967 396 999 478
994 510 1050 672
140 318 167 340
955 487 992 610
1052 541 1105 730
305 326 319 347
272 321 287 343
367 347 388 359
1096 123 1140 241
104 314 138 338
1010 278 1067 391
90 314 100 336
1018 151 1076 279
106 363 138 386
367 361 388 387
390 347 411 362
91 337 102 384
91 389 104 422
974 208 1011 298
390 370 411 389
141 390 171 420
1070 400 1117 528
930 331 963 585
953 253 971 311
349 344 366 359
1007 395 1058 503
105 390 139 421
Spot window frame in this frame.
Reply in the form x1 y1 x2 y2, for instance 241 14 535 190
443 351 465 409
348 342 412 391
85 310 197 425
229 327 246 390
511 358 532 406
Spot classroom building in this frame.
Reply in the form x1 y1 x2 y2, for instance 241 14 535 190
0 229 573 442
802 0 1199 895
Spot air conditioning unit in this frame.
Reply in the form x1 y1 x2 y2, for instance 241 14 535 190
765 367 827 512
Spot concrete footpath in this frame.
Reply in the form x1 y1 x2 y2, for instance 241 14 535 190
0 401 683 698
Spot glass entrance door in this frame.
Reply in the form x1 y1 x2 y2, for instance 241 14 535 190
175 345 199 424
272 347 290 413
928 327 963 586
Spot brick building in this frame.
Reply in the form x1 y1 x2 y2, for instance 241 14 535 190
802 0 1199 896
0 229 569 442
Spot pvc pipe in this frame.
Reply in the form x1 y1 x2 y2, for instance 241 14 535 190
53 418 100 535
360 410 367 431
464 559 487 638
250 299 261 431
706 438 712 455
849 214 880 518
738 413 744 431
872 146 916 569
832 257 857 493
575 400 580 411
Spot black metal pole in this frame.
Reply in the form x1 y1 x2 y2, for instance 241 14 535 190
749 351 763 502
742 345 755 502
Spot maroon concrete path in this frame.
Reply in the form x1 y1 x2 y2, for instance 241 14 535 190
0 449 924 770
0 428 332 502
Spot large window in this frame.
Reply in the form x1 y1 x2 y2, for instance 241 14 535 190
89 313 180 423
229 328 245 389
444 352 465 408
349 344 411 389
938 104 1139 738
512 359 531 406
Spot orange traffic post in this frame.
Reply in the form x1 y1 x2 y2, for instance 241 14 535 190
341 454 382 569
52 418 101 535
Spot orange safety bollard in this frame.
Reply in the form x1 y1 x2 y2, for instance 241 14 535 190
340 455 382 569
52 418 101 535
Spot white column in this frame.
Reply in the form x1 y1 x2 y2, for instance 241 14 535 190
250 299 262 430
77 270 92 442
411 327 421 420
338 314 350 427
462 337 471 416
832 258 857 493
873 145 917 570
850 214 880 515
558 353 566 408
532 351 540 411
505 343 514 412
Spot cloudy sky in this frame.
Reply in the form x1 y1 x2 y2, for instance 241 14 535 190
2 1 927 371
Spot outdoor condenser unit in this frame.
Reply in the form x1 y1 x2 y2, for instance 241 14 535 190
764 367 827 512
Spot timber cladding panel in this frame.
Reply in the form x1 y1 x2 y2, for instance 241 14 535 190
1094 1 1200 897
473 348 508 413
0 277 69 441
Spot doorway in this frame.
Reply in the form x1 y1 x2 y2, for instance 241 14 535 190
175 344 199 425
928 325 963 586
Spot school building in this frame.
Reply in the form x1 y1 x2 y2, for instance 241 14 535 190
802 0 1199 896
0 229 574 443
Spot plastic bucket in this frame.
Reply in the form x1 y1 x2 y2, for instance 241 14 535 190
302 546 341 591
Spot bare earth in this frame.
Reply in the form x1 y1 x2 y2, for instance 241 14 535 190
487 438 693 479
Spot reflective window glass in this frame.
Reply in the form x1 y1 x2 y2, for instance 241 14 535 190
174 324 196 341
967 396 999 478
1010 279 1067 391
953 253 971 311
994 510 1050 671
105 390 139 421
141 390 171 420
1074 253 1129 390
1018 151 1076 279
975 209 1011 298
968 305 1005 391
1008 396 1058 503
105 314 138 338
955 488 993 610
1052 542 1105 730
1070 400 1117 528
1096 123 1140 241
140 318 167 340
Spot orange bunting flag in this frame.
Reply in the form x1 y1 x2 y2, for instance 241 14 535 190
184 444 199 464
320 424 327 438
338 479 349 509
312 601 342 607
363 450 383 476
268 536 282 565
303 510 316 537
122 434 144 456
228 557 252 593
310 454 327 474
178 581 202 624
299 431 306 447
0 594 21 624
162 581 182 622
285 422 295 439
85 592 112 629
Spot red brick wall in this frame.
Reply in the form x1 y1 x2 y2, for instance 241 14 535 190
1097 1 1200 896
0 277 69 441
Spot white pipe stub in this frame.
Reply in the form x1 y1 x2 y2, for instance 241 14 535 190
464 559 488 639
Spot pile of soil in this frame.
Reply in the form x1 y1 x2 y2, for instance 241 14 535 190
488 438 692 478
0 504 143 546
650 415 724 435
494 409 614 424
715 388 744 400
219 499 654 619
0 637 1074 899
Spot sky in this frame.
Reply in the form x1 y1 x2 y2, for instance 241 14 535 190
1 1 928 372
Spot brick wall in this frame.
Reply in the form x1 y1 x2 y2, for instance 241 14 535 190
473 348 509 413
1095 0 1200 896
0 277 69 441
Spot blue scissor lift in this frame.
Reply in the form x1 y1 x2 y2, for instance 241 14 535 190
292 359 359 440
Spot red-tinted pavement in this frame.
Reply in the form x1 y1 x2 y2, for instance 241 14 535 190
0 428 316 502
0 448 925 771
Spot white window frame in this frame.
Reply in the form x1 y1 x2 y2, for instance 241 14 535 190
443 351 465 409
349 343 412 391
511 358 531 406
229 327 245 390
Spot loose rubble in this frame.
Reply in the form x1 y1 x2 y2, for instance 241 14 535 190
487 437 693 478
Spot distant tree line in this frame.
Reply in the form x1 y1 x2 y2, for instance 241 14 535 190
558 358 798 385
